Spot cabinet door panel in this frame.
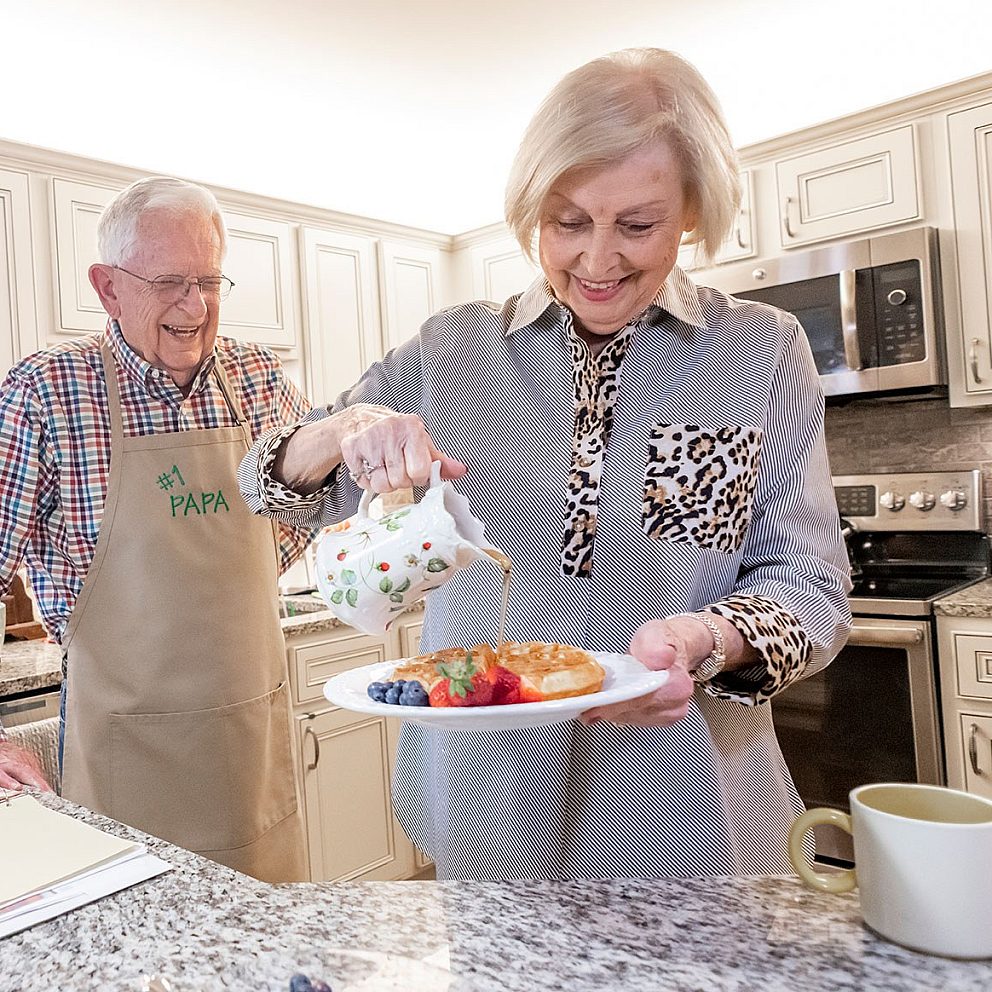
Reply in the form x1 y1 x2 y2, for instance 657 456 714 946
289 629 389 707
378 240 442 353
0 169 37 375
959 713 992 801
298 708 414 881
300 226 381 404
468 239 539 302
948 102 992 400
51 178 119 335
219 212 299 351
776 126 919 247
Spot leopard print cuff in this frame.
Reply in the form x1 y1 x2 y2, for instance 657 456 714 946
700 596 812 705
255 424 332 511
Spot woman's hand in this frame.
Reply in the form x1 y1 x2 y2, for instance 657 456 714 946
579 617 713 728
0 740 54 792
273 404 467 495
337 410 467 492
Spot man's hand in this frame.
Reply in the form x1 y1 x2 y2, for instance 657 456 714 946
0 740 54 792
579 617 712 728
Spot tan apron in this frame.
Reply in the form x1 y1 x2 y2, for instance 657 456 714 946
61 342 306 882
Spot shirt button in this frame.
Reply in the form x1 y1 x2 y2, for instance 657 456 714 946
578 456 595 468
574 520 586 531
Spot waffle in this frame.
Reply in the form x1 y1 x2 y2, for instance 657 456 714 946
495 641 606 701
390 643 496 690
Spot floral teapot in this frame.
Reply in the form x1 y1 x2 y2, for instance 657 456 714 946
315 461 489 634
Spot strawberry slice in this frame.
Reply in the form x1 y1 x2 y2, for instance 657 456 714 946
428 651 494 707
487 665 522 705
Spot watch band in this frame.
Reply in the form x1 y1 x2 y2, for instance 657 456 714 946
673 612 727 683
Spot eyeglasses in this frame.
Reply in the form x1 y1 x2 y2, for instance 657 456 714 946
113 266 235 302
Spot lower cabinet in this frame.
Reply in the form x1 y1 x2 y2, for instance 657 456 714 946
286 613 430 881
936 615 992 802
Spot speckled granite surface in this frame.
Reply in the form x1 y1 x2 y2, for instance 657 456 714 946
0 599 380 700
2 794 990 992
935 578 992 618
0 638 63 696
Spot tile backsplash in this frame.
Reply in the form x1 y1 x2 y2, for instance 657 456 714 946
824 397 992 532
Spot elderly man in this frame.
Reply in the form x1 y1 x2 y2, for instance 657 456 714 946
0 176 311 881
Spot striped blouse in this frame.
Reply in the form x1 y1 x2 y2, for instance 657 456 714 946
239 268 852 880
0 321 313 644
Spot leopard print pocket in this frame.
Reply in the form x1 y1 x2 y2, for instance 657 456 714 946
642 424 763 554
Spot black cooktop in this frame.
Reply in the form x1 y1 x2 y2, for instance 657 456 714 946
848 575 974 601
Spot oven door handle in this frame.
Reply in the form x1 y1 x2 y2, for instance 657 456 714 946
847 623 924 646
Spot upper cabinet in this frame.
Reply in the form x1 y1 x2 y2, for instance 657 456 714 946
51 178 120 336
679 169 755 271
377 240 446 354
466 235 540 302
0 168 38 377
947 102 992 404
775 125 921 248
217 210 300 352
299 226 383 406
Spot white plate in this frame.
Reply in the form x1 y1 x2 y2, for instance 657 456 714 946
323 652 669 731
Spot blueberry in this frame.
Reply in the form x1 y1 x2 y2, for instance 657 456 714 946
367 682 388 702
385 684 403 704
289 975 314 992
399 682 429 706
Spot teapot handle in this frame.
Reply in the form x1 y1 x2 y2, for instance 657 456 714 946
355 460 444 521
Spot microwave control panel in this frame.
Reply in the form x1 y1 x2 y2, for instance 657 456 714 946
874 260 925 366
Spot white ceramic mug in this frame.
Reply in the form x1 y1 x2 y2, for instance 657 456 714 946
315 461 489 634
788 782 992 959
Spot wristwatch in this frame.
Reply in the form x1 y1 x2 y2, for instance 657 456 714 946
684 612 727 683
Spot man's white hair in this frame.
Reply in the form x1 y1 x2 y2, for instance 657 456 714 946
97 176 227 266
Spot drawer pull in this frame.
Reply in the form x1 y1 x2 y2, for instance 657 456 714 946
970 338 984 385
305 722 320 771
783 196 797 239
969 723 984 776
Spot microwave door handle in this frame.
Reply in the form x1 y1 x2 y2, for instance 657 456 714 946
839 269 863 371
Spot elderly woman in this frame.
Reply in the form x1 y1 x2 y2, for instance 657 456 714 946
240 48 851 879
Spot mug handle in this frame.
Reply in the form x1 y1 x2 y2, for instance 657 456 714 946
788 808 857 894
356 460 443 520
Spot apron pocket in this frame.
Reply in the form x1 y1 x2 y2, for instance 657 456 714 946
642 423 763 554
108 681 297 854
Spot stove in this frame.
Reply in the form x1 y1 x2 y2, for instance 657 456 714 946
772 469 990 864
835 470 990 615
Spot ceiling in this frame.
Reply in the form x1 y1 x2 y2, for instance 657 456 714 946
3 0 990 234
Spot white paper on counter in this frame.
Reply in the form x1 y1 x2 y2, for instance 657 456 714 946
0 850 171 937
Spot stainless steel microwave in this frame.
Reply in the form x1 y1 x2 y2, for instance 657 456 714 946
707 227 945 398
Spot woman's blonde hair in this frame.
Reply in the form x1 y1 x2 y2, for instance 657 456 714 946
505 48 740 265
97 176 227 267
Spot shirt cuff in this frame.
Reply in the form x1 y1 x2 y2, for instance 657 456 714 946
699 595 812 705
255 423 338 512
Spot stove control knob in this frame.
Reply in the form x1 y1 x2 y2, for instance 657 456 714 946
879 490 905 511
939 488 968 511
909 489 936 512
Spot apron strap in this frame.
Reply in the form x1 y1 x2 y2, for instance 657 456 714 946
99 341 126 448
212 356 254 451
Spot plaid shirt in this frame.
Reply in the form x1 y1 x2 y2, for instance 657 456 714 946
0 321 313 644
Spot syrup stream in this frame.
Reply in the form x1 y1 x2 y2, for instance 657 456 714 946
481 547 512 650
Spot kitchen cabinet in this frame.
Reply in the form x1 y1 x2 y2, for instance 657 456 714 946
377 239 446 353
215 210 300 354
936 614 992 801
0 168 38 378
774 125 920 248
299 225 383 405
946 102 992 402
51 177 121 336
462 231 540 302
285 618 429 881
678 169 756 271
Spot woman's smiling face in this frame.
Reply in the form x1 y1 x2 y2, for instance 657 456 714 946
538 140 695 341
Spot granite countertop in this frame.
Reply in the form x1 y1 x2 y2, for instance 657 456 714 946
3 794 990 992
934 577 992 618
0 637 63 697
